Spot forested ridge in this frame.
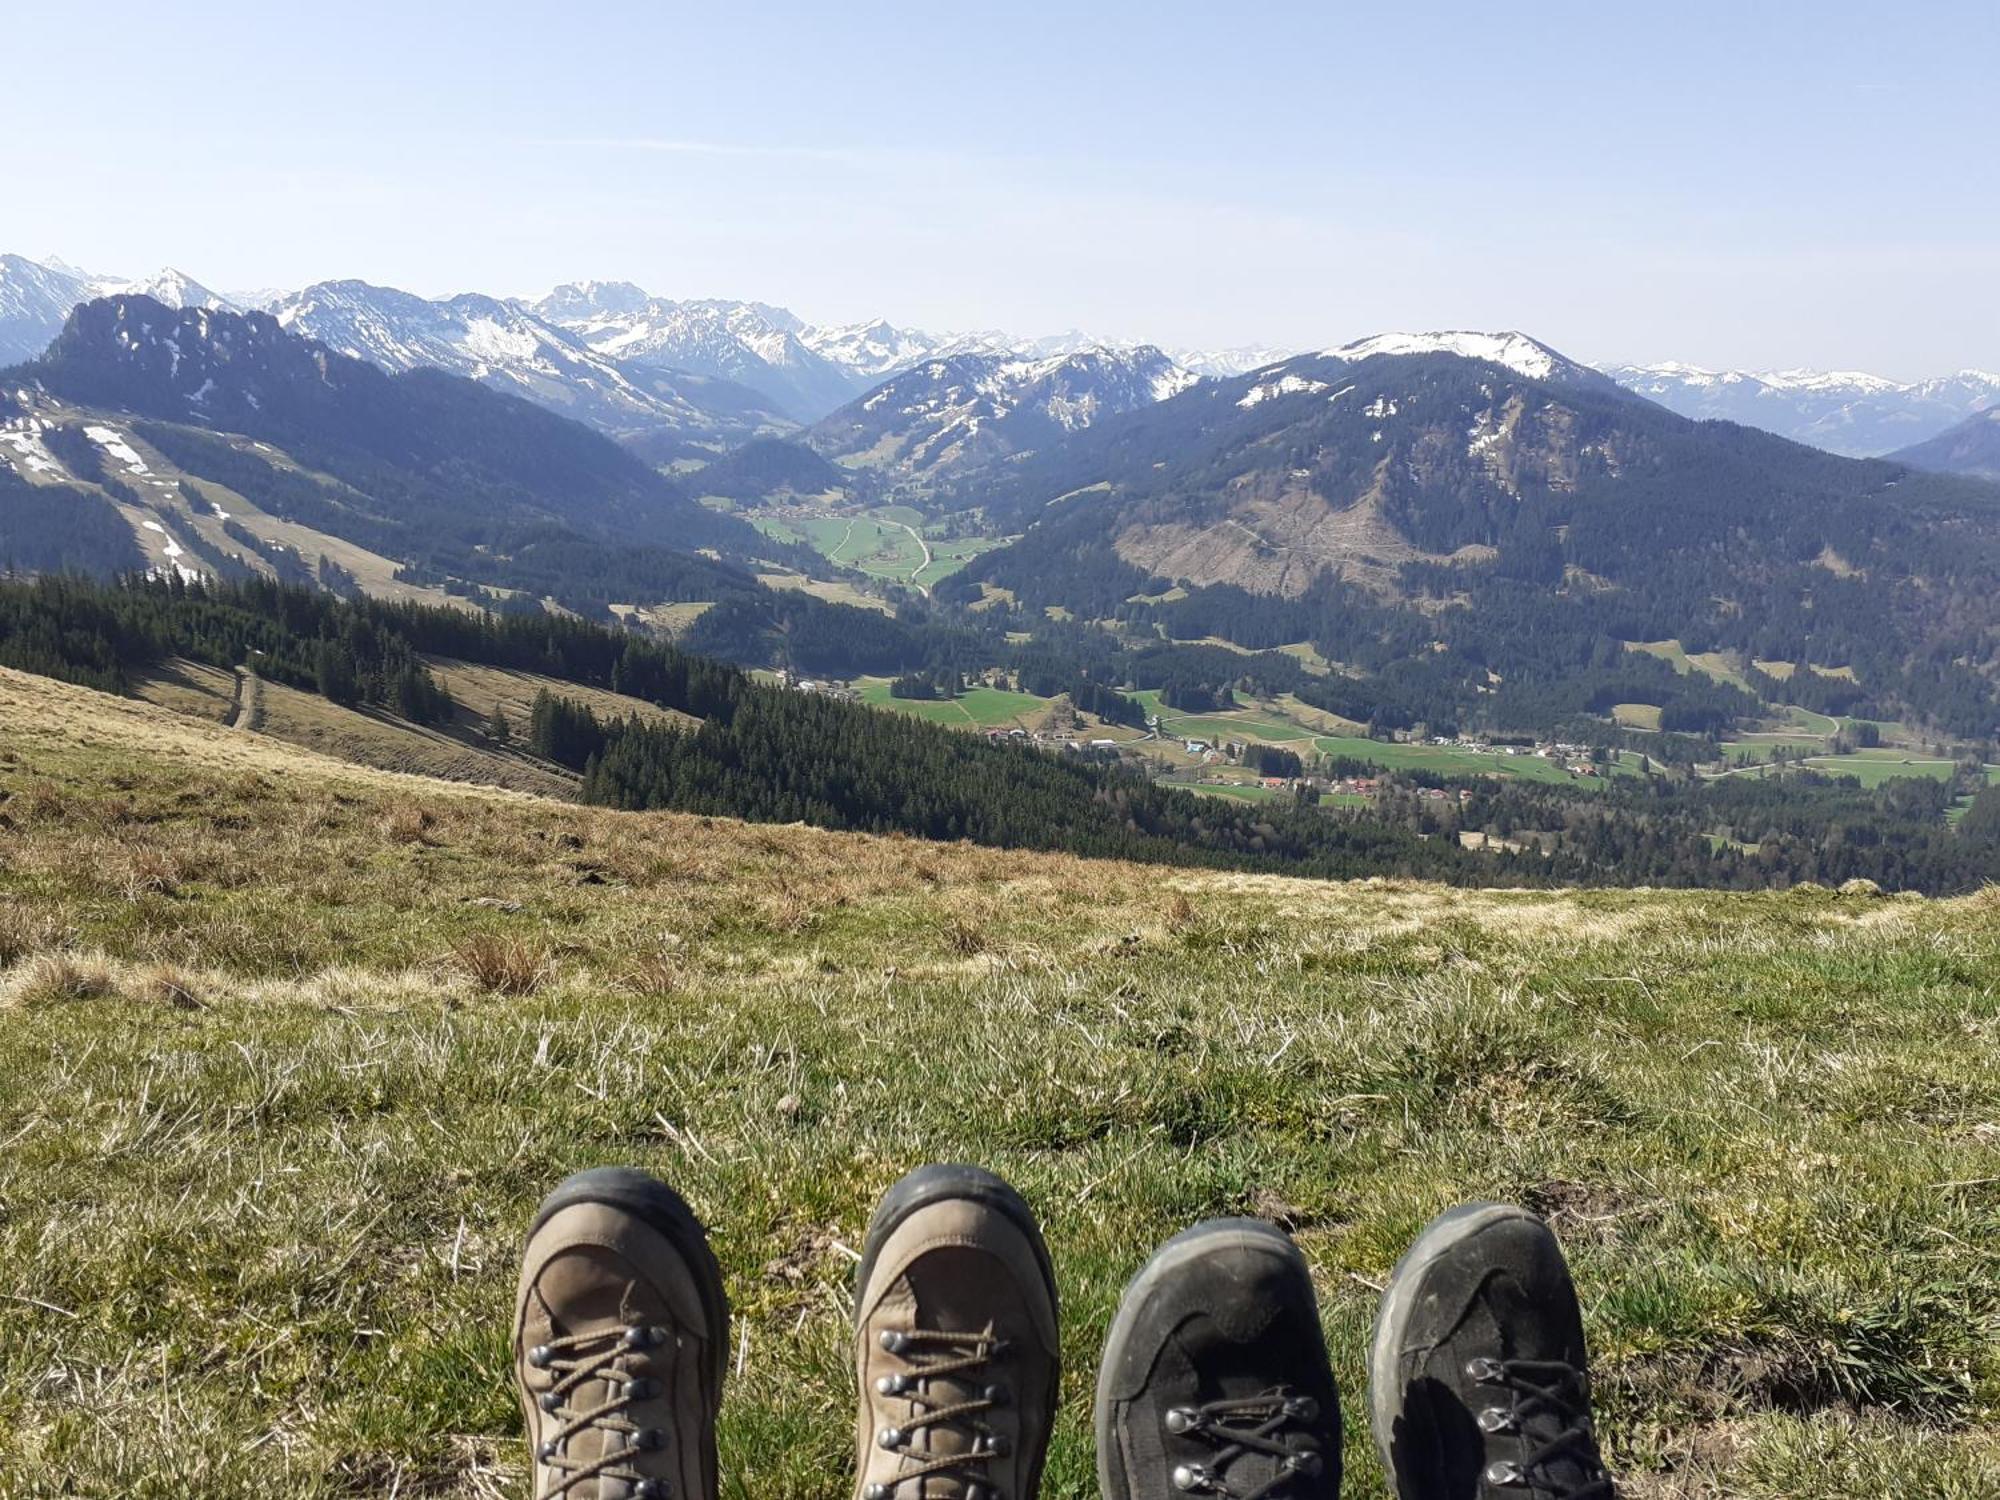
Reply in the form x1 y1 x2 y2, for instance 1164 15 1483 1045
0 575 1494 882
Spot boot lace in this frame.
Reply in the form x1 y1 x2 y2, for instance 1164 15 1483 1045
1465 1356 1613 1499
527 1322 673 1499
1164 1387 1326 1500
865 1324 1011 1498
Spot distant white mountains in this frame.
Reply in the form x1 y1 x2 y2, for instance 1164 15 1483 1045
1600 361 2000 459
4 254 1994 463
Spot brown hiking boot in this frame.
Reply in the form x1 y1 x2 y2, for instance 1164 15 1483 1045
514 1167 730 1499
852 1165 1060 1500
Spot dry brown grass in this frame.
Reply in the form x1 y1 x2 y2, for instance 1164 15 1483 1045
0 901 69 966
381 802 438 844
131 962 205 1009
449 932 553 995
6 951 119 1006
426 657 698 735
256 678 574 798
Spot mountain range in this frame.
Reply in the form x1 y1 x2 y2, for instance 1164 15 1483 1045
924 330 2000 732
0 294 787 609
6 289 2000 742
9 254 1998 473
805 345 1199 491
1601 361 2000 458
1 255 1269 465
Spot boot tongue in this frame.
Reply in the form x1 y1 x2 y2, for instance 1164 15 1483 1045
1477 1277 1599 1497
530 1250 671 1500
901 1266 998 1498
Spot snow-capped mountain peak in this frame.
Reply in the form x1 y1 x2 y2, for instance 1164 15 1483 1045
533 279 656 322
268 278 797 458
808 343 1197 482
101 267 236 312
1324 330 1589 384
1752 367 1903 396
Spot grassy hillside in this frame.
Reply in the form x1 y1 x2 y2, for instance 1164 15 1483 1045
1 667 1997 1498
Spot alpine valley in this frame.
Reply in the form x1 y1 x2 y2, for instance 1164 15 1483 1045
4 256 2000 895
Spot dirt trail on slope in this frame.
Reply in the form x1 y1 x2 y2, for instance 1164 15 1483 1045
226 666 266 733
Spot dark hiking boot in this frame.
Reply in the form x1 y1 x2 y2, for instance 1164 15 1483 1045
1369 1202 1613 1500
1097 1218 1341 1500
852 1165 1060 1500
515 1167 730 1499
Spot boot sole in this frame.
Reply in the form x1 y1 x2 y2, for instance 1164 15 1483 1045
530 1165 733 1396
1366 1200 1536 1499
854 1165 1060 1500
1094 1216 1309 1500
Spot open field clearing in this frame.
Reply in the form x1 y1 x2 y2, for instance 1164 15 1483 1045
1612 702 1665 730
0 667 1998 1497
753 571 897 615
1311 734 1625 786
424 658 697 736
1128 689 1321 744
753 512 1004 591
853 677 1053 728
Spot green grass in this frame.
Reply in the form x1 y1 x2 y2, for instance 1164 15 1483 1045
855 677 1052 729
1312 735 1607 786
1183 781 1288 802
1721 734 1830 764
912 534 1006 589
753 512 1003 590
3 668 2000 1497
1131 690 1319 744
1611 702 1663 731
1134 694 1612 787
1802 755 1962 787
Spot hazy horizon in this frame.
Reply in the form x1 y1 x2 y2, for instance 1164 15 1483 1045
12 1 1998 380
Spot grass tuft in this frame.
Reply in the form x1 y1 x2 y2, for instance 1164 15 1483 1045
6 950 120 1005
382 802 438 845
451 932 553 995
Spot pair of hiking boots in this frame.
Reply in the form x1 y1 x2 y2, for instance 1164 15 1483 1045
514 1165 1614 1499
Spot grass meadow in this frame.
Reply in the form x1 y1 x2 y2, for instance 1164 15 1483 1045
1 668 1998 1497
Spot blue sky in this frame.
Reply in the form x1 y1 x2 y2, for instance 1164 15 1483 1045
10 1 1997 375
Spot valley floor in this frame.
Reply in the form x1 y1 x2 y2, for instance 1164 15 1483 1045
1 668 1997 1497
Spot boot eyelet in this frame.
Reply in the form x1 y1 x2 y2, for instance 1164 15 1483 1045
1465 1356 1505 1382
864 1486 892 1500
633 1481 672 1499
1286 1450 1324 1477
624 1324 667 1350
1485 1460 1525 1486
536 1440 558 1461
538 1391 562 1412
1477 1406 1516 1433
878 1425 906 1449
625 1376 661 1400
982 1383 1009 1405
630 1426 666 1451
1171 1463 1208 1492
876 1373 911 1395
1164 1406 1196 1434
528 1345 554 1368
879 1331 908 1353
982 1433 1010 1456
1284 1395 1319 1421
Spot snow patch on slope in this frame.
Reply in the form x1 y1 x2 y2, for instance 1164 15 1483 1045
1327 331 1570 382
